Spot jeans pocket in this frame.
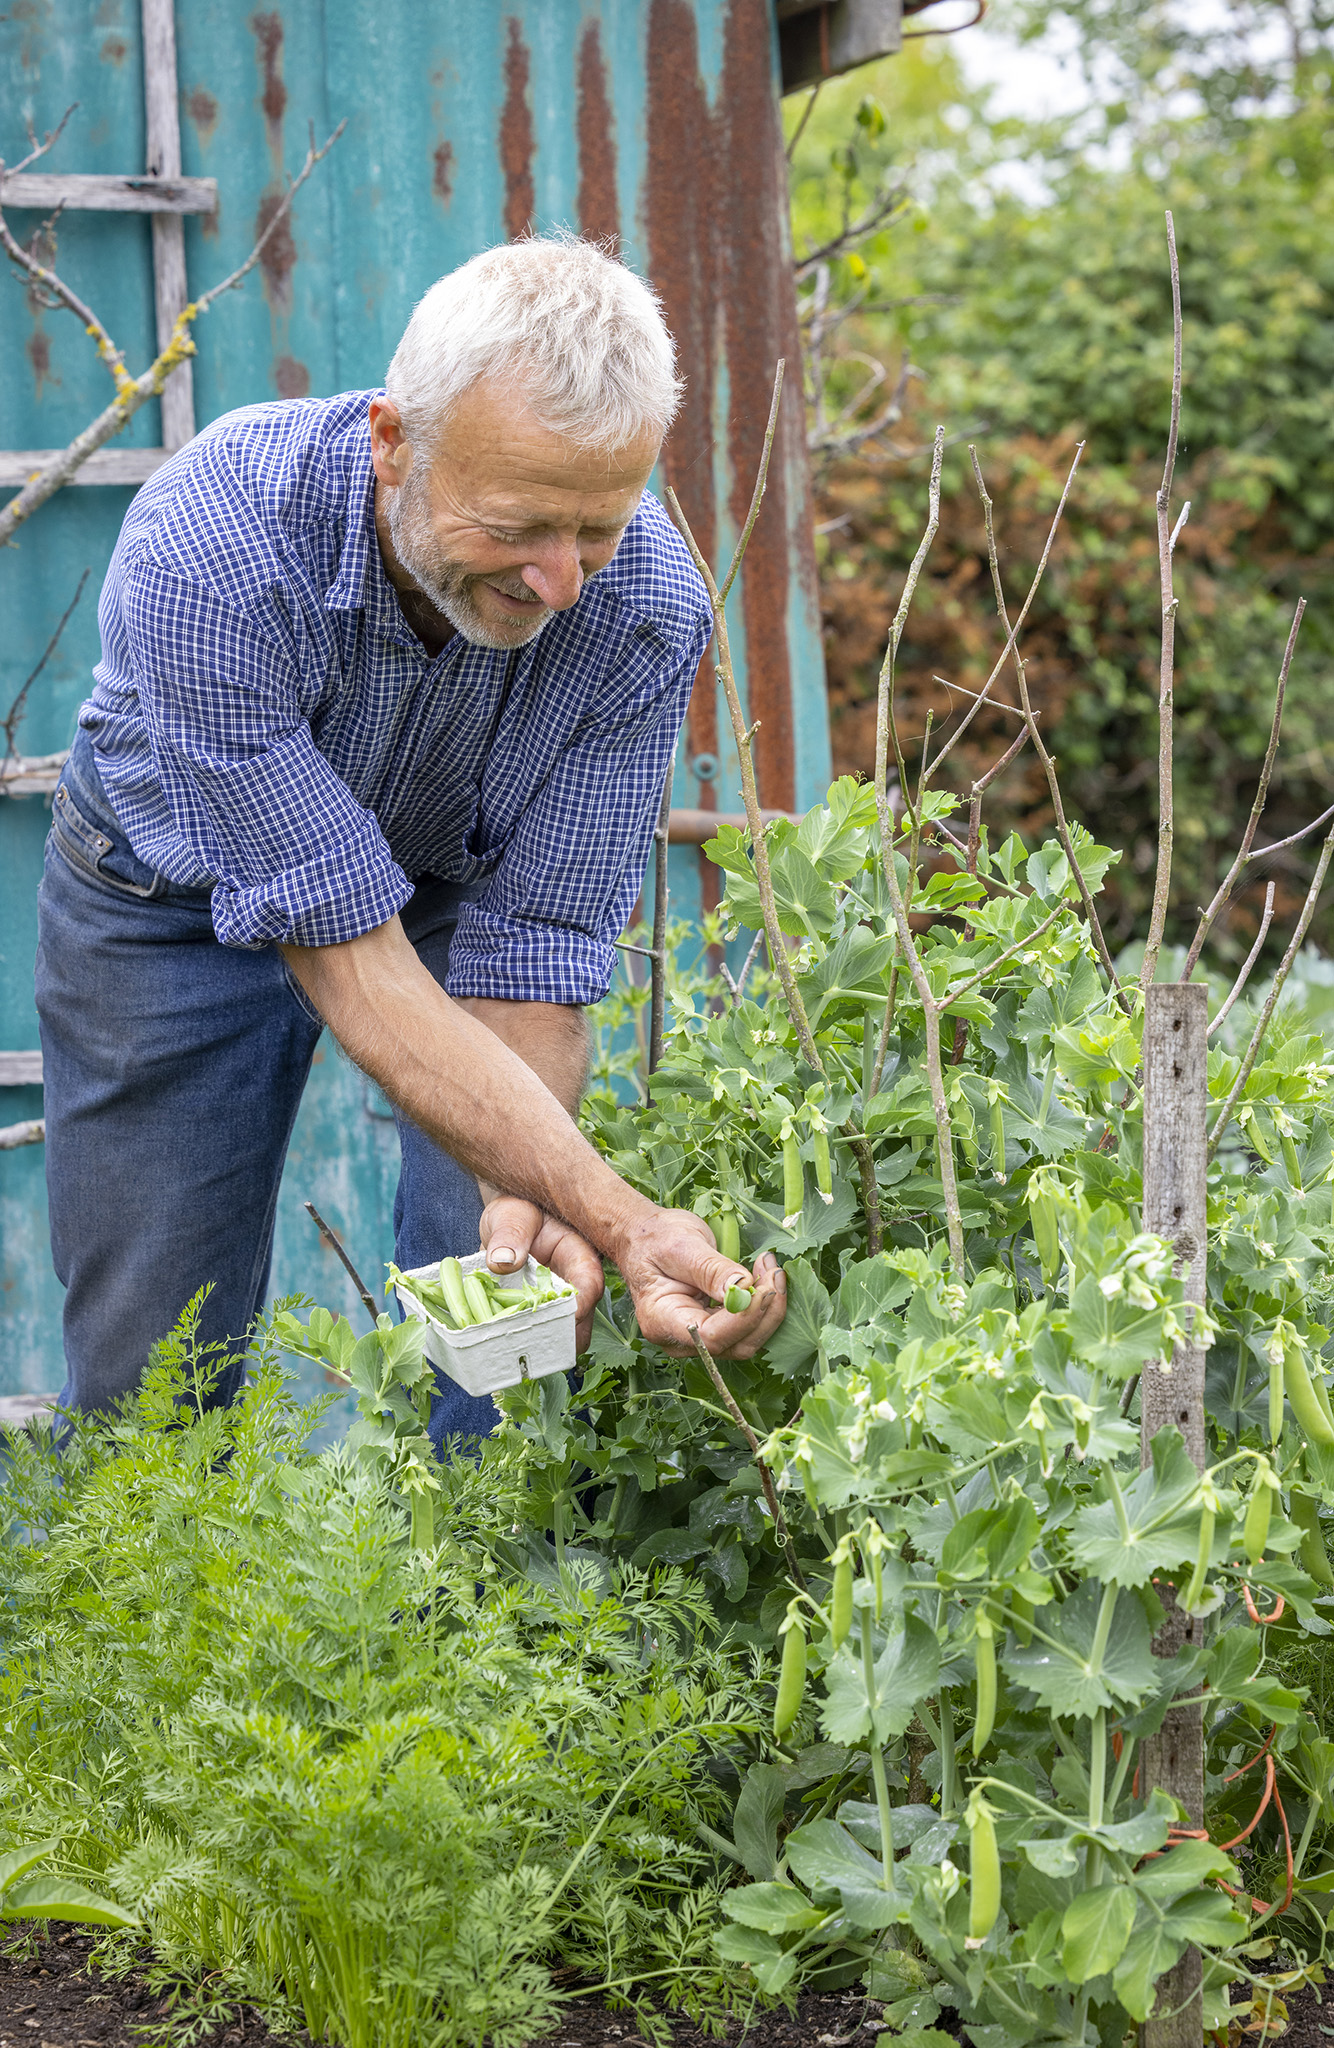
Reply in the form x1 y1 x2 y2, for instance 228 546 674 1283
51 780 168 900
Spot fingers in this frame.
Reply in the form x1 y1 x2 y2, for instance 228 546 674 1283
631 1244 789 1359
479 1195 542 1274
533 1219 606 1346
703 1254 788 1359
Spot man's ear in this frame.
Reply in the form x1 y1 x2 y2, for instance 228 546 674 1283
368 396 412 487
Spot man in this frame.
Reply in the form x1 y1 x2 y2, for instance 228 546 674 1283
36 234 786 1444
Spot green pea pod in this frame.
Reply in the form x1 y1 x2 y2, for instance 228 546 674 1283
410 1489 435 1551
1243 1476 1272 1566
463 1272 496 1324
812 1127 834 1206
773 1616 807 1739
1029 1190 1060 1281
972 1616 997 1756
1181 1503 1215 1609
1269 1346 1286 1446
781 1132 804 1228
830 1556 853 1650
724 1284 753 1315
1281 1130 1303 1189
966 1800 1001 1945
989 1097 1006 1179
715 1208 741 1264
872 1546 883 1621
1284 1342 1334 1448
438 1258 473 1328
1292 1491 1334 1589
1010 1592 1033 1647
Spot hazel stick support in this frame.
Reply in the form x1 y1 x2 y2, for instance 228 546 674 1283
304 1200 379 1330
1141 211 1184 993
1207 819 1334 1161
665 365 884 1257
1208 881 1275 1040
647 758 674 1078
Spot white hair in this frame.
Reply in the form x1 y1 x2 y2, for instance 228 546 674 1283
384 234 682 453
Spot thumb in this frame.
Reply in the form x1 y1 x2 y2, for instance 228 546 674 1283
672 1228 757 1306
479 1195 542 1274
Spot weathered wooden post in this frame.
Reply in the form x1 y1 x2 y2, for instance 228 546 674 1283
1139 979 1209 2048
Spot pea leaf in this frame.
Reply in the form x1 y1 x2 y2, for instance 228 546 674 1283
784 1818 901 1929
714 1922 802 1992
1003 1582 1159 1719
1113 1892 1246 2022
721 1880 826 1933
820 1615 941 1744
799 928 897 1028
732 1764 787 1882
1066 1431 1205 1587
1061 1882 1136 1982
2 1877 138 1927
762 1256 832 1379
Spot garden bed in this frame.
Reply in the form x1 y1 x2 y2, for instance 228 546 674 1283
0 1933 939 2048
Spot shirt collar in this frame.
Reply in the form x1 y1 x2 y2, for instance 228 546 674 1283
322 421 428 654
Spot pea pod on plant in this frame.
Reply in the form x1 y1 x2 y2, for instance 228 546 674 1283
965 1792 1001 1947
1291 1490 1334 1589
774 1601 808 1739
1243 1459 1278 1565
714 1205 741 1265
1281 1332 1334 1448
1181 1483 1220 1610
972 1612 997 1757
780 1120 804 1231
830 1548 854 1650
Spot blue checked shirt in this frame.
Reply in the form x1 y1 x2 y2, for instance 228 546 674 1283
82 390 711 1004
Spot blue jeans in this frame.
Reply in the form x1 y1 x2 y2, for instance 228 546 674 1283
35 729 499 1446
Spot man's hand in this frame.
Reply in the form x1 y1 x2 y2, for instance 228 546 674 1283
480 1194 786 1359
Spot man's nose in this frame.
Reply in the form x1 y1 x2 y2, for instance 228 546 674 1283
520 543 584 612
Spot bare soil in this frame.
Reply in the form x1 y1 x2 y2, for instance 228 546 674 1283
4 1931 1330 2047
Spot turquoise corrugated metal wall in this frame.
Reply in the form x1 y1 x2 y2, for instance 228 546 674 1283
0 0 830 1397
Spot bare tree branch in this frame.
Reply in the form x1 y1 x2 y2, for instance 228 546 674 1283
0 118 345 548
1208 881 1275 1039
1182 600 1303 978
2 568 89 760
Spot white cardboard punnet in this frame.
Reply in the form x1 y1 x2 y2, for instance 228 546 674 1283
395 1251 576 1397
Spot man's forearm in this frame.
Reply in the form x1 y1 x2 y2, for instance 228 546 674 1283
455 996 590 1118
281 920 649 1256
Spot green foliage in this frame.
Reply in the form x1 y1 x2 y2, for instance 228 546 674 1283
0 1302 766 2048
788 51 1334 952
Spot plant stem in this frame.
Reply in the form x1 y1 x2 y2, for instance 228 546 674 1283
939 1688 957 1817
860 1602 897 1887
1141 210 1184 992
1088 1707 1107 1830
687 1325 807 1591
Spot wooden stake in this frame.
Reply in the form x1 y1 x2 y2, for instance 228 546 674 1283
1139 980 1208 2048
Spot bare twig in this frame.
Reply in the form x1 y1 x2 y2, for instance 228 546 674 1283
923 444 1084 783
877 426 945 819
785 79 823 161
648 759 674 1078
667 363 883 1256
687 1324 807 1592
966 446 1130 1012
720 928 765 1009
1207 822 1334 1161
1208 882 1275 1039
0 120 345 547
967 726 1031 873
2 568 89 759
1182 600 1304 978
939 899 1069 1010
303 1200 379 1329
794 178 907 282
1141 211 1184 991
1246 800 1334 868
8 104 78 178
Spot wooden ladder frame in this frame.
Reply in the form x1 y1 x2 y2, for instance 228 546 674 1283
0 0 215 489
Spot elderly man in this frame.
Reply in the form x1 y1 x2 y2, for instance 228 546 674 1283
36 234 786 1443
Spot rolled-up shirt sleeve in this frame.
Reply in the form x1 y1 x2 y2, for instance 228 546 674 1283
115 556 412 949
443 618 708 1005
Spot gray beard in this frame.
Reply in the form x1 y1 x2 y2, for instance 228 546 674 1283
384 469 553 651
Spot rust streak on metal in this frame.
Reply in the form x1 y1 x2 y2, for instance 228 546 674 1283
26 326 53 399
720 0 800 809
186 87 219 143
646 0 719 824
100 34 128 65
274 354 309 398
576 19 619 250
500 16 535 241
249 10 288 156
432 138 454 205
253 188 297 313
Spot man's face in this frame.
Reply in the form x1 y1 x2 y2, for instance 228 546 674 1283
369 381 662 650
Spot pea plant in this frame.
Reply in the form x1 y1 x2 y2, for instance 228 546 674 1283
497 226 1334 2047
